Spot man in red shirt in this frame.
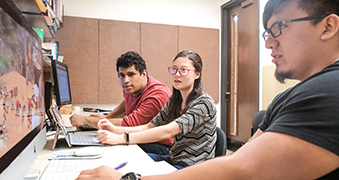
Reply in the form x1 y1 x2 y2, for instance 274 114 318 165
70 51 173 154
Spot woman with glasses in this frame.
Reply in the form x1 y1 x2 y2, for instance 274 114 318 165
96 50 217 170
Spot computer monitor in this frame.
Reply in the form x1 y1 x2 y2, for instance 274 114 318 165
51 60 72 108
0 1 46 179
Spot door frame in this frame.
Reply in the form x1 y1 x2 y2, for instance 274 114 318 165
220 0 260 144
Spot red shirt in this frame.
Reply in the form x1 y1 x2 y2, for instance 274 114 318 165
122 76 174 146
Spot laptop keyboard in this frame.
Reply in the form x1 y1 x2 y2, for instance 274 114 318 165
69 133 101 145
79 124 97 131
39 159 102 180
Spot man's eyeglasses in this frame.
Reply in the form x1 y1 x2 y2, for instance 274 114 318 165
168 67 193 76
262 15 328 41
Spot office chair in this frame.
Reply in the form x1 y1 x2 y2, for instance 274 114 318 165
215 127 227 157
251 110 267 136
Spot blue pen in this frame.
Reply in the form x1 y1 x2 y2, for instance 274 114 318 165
114 162 127 170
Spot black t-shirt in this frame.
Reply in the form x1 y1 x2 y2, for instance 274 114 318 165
259 61 339 179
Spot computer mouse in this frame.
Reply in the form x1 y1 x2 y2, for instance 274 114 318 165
74 147 103 157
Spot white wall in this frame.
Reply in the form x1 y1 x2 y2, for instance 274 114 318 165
259 0 272 67
220 0 231 6
259 0 271 110
63 0 222 29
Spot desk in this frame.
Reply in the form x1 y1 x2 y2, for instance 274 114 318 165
25 105 177 179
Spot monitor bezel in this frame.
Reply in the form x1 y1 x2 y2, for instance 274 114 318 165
0 0 47 178
0 127 46 179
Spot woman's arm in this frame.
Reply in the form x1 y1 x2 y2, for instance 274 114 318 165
111 122 155 134
129 121 181 144
97 121 181 145
98 119 155 134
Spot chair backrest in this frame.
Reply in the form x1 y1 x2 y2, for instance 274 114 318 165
251 110 267 136
215 127 227 157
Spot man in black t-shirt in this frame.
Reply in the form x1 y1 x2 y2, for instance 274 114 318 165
76 0 339 179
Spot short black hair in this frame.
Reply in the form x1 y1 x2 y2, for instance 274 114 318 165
263 0 339 29
116 51 147 75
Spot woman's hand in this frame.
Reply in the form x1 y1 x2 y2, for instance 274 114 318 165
96 130 123 145
97 119 115 132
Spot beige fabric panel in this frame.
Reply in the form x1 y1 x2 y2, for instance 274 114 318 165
178 26 220 103
54 16 219 105
54 16 99 104
99 20 141 104
262 65 299 109
140 23 178 92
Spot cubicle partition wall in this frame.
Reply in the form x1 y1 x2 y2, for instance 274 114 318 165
54 16 219 105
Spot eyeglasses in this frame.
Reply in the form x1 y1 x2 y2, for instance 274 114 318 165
168 67 193 76
262 15 327 41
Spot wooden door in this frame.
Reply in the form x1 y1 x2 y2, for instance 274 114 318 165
221 0 258 143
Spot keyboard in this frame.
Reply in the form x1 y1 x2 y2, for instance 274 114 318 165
69 133 101 145
39 159 103 180
79 124 97 131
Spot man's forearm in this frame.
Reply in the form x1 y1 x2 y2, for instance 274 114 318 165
84 116 101 128
106 111 125 119
84 116 123 128
106 101 125 118
142 157 236 180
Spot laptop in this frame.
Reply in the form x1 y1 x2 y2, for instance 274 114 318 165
49 104 102 148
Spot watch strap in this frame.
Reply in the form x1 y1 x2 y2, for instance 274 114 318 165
125 132 129 145
120 172 141 180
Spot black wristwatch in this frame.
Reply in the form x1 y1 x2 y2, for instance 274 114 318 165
120 172 141 180
125 132 129 145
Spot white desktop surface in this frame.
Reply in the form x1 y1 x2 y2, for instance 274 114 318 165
26 105 177 179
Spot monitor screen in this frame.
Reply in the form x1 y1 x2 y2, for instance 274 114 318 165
51 60 72 107
0 0 46 179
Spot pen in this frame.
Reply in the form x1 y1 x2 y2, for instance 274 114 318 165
114 162 127 170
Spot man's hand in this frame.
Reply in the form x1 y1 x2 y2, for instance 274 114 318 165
96 130 123 145
90 113 107 119
69 114 86 127
75 165 123 180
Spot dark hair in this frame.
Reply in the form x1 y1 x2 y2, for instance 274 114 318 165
263 0 339 29
116 51 147 75
165 50 203 124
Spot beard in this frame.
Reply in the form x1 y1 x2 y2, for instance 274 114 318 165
275 71 292 84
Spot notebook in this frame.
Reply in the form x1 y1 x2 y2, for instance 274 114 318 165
49 104 102 148
38 159 104 180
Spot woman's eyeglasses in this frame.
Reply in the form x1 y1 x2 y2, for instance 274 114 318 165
168 67 193 76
